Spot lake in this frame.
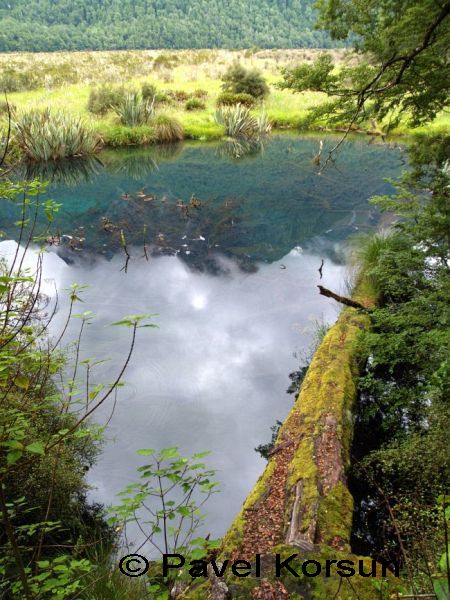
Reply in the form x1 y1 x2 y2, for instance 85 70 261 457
0 134 405 552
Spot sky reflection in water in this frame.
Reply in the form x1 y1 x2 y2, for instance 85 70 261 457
3 244 343 542
0 135 405 547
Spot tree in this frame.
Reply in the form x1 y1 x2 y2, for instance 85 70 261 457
281 0 450 131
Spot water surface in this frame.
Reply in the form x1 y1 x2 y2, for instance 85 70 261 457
1 135 405 548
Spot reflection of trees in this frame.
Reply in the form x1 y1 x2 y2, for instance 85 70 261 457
18 156 103 186
101 143 184 180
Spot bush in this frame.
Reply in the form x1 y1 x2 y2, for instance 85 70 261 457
87 85 127 115
155 91 174 104
221 61 269 99
13 109 101 161
115 92 155 126
169 89 190 102
0 68 40 93
216 92 256 108
185 98 206 111
141 82 158 101
101 124 155 147
193 88 209 99
153 115 184 143
153 53 179 69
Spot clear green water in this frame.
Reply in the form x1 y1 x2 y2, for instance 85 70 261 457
0 135 405 548
6 134 405 271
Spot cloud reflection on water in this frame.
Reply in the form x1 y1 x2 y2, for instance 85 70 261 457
44 245 345 539
0 240 346 544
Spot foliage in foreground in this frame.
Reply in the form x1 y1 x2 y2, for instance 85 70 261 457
0 176 159 597
280 0 450 131
350 134 450 598
12 109 102 161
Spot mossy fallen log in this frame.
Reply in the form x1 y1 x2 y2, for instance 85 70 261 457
222 304 371 559
182 285 402 598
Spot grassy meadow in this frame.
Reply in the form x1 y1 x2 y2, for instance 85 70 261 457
1 48 449 152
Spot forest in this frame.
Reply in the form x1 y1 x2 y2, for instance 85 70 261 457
0 0 339 52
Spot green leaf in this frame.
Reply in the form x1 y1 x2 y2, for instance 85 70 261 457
7 450 23 465
438 545 450 572
189 548 207 560
136 448 155 456
25 442 45 455
160 447 180 459
433 578 449 600
192 451 211 459
14 375 30 390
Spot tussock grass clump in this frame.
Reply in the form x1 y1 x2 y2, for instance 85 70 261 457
185 98 206 111
153 115 184 143
87 85 127 115
13 109 101 161
115 92 155 127
216 91 256 108
167 89 190 102
0 67 40 93
193 89 209 99
153 53 180 69
100 124 155 147
214 105 271 140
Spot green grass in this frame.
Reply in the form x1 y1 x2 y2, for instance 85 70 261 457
2 49 449 150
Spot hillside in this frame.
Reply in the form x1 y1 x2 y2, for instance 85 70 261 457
0 0 342 52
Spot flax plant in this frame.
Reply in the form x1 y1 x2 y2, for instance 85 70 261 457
13 108 101 161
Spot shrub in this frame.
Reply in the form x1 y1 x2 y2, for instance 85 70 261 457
216 92 256 108
155 91 174 104
193 89 209 99
115 92 155 126
185 98 206 111
153 115 184 143
171 89 190 102
13 109 101 161
221 61 269 99
100 125 155 147
153 53 179 69
214 105 271 140
141 82 158 101
87 85 127 115
0 68 40 93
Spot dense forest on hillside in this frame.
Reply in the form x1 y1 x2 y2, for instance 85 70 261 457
0 0 341 51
